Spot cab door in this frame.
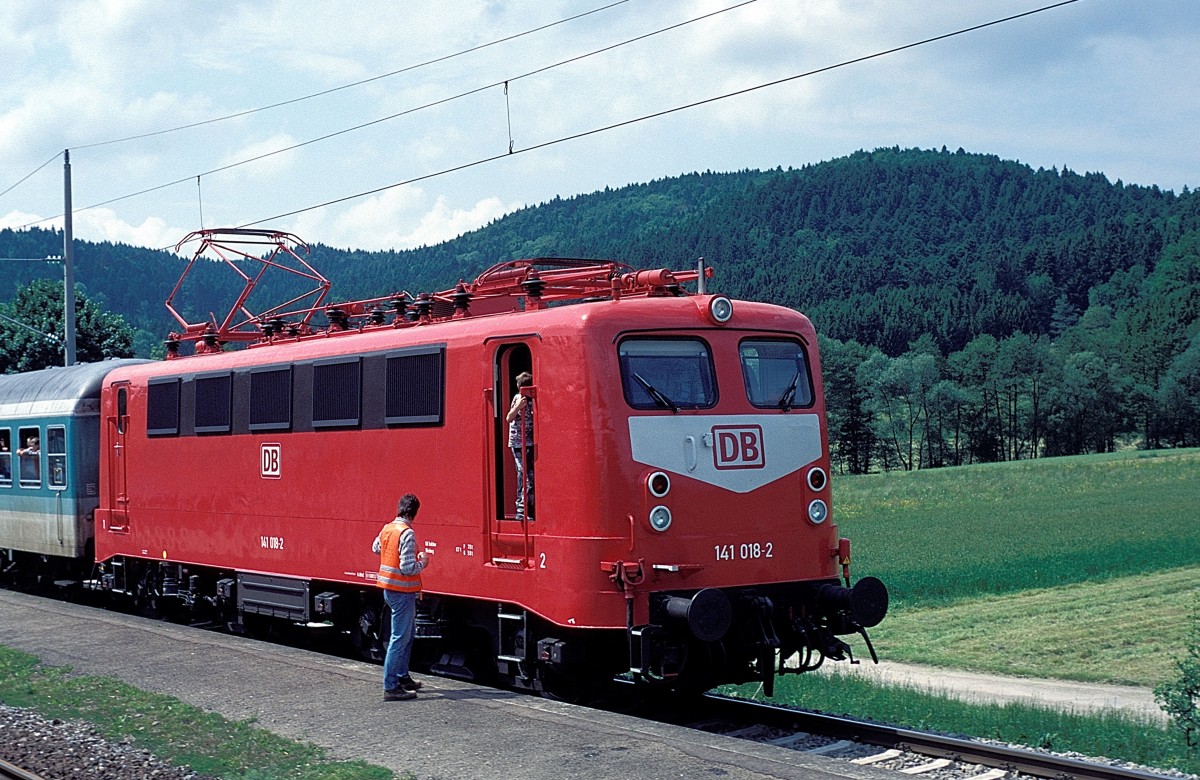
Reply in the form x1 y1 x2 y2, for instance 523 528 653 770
103 383 132 533
487 341 535 567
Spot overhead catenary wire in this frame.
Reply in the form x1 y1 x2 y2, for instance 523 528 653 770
13 0 761 230
70 0 633 151
0 0 631 205
0 151 62 201
239 0 1082 228
6 0 1082 244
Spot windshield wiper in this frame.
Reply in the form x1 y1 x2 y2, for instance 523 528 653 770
778 370 801 411
633 373 679 413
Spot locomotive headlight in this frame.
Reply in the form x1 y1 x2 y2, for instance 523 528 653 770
648 471 671 498
648 505 673 532
707 296 733 324
807 499 829 525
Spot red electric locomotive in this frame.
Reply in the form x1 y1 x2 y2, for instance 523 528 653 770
92 228 886 699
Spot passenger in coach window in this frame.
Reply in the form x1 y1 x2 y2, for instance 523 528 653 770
17 436 39 481
373 492 430 701
506 370 535 521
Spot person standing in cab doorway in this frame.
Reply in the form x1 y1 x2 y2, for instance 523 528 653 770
373 493 430 701
506 370 535 521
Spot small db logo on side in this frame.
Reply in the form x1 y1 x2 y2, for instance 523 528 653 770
712 425 765 470
261 443 282 479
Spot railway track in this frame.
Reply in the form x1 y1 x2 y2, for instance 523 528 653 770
661 694 1184 780
0 756 46 780
3 585 1186 780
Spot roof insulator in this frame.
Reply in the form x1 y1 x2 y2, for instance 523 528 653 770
452 282 471 316
523 270 547 307
415 293 433 320
325 307 349 330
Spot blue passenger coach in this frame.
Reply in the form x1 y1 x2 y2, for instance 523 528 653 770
0 360 149 583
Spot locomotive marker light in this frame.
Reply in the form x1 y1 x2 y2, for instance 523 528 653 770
648 505 673 532
806 466 828 492
647 471 671 498
706 295 734 324
807 499 829 524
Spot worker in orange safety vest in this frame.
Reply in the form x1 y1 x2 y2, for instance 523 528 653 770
372 492 430 701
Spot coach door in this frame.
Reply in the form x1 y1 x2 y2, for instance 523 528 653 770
487 341 535 567
104 383 131 533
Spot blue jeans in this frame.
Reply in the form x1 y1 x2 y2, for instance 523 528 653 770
382 589 417 690
512 446 534 520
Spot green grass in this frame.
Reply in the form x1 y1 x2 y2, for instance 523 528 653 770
834 448 1200 609
0 646 403 780
723 670 1200 775
869 566 1200 686
4 449 1198 774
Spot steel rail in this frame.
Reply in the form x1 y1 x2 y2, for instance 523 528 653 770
696 694 1178 780
0 756 48 780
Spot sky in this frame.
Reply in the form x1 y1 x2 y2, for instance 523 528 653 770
1 0 1197 255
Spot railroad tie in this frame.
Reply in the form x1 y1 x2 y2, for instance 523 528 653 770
964 770 1007 780
901 758 953 774
768 732 813 748
852 749 903 765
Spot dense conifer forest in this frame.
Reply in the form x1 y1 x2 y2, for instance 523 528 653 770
3 147 1198 470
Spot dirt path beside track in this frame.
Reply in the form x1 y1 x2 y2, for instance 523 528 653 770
821 660 1166 723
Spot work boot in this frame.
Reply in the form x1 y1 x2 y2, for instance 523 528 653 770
384 688 417 701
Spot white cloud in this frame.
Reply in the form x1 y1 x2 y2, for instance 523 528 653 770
212 134 301 181
399 195 517 249
0 209 50 232
3 0 1199 255
305 189 518 251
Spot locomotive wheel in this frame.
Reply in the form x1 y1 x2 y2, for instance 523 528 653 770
352 603 386 662
538 666 593 703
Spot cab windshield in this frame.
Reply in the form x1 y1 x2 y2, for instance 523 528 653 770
740 339 814 410
619 338 716 411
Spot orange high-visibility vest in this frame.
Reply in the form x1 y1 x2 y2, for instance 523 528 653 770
377 521 422 592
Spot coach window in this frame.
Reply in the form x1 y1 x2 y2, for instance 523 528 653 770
47 425 67 489
618 338 716 410
739 339 813 410
17 425 41 487
0 429 11 487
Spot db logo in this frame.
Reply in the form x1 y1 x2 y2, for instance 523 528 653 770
712 425 765 470
260 443 282 479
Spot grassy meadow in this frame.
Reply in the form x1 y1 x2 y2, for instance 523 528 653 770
721 449 1200 772
831 448 1200 686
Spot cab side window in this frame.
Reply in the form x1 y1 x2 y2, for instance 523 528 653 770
0 429 11 487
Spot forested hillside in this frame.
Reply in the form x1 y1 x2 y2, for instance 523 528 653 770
3 147 1198 469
